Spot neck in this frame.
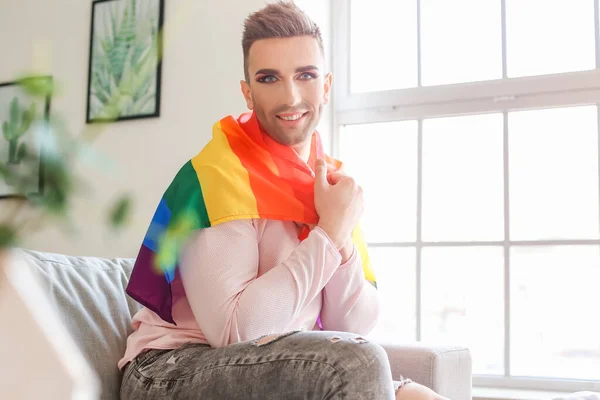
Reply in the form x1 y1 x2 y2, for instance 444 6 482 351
291 141 311 164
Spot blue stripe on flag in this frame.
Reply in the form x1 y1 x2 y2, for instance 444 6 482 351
164 266 175 283
142 198 171 253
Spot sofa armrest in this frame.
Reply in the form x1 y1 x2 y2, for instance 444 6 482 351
382 342 472 400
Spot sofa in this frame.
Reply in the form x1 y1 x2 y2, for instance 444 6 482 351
15 248 473 400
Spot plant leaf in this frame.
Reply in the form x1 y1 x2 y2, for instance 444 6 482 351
31 156 73 216
0 225 17 248
109 195 132 228
16 75 55 98
17 143 27 162
155 208 199 274
9 97 19 127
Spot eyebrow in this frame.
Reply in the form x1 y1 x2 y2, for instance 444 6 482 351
254 65 320 76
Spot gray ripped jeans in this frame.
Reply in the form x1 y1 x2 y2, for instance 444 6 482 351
120 330 411 399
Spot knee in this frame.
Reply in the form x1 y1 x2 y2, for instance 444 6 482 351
334 337 392 382
331 337 394 398
348 339 390 371
284 333 393 397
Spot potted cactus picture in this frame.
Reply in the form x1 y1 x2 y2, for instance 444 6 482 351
0 79 50 198
3 97 36 165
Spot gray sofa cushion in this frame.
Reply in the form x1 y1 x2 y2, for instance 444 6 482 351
13 249 474 400
17 249 141 400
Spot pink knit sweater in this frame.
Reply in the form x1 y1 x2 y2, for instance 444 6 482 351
118 219 380 369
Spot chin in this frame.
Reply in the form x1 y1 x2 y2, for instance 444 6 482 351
282 131 313 147
260 113 318 147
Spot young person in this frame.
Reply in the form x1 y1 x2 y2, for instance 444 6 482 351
119 2 447 399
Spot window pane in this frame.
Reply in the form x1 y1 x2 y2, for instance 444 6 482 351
506 0 595 77
422 246 504 375
366 247 416 344
509 106 599 240
422 114 504 242
511 245 600 380
421 0 502 86
350 0 418 93
340 122 418 243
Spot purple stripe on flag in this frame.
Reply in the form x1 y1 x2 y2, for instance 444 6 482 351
125 244 175 324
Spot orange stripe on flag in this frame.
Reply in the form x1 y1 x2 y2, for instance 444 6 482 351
219 117 306 222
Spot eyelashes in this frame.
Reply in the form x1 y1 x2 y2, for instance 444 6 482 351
256 72 319 84
300 72 318 80
257 75 278 84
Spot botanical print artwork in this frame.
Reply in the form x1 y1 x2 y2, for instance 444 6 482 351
87 0 163 122
0 82 48 198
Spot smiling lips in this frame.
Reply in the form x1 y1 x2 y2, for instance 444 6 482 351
276 112 308 125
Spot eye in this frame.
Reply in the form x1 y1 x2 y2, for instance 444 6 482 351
257 75 278 83
299 72 318 80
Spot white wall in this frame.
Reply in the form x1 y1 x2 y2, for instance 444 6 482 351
0 0 332 258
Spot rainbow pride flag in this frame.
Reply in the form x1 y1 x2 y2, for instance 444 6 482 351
126 112 375 324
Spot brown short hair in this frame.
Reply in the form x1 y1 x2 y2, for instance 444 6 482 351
242 1 324 82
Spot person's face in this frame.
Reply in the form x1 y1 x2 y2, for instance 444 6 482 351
241 35 332 148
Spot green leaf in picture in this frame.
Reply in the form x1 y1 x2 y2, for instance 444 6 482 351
9 97 18 123
2 121 8 142
109 0 136 85
109 195 132 228
3 97 36 165
110 3 118 42
17 143 27 163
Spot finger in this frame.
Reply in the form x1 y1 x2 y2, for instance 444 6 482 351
327 171 345 185
314 158 329 189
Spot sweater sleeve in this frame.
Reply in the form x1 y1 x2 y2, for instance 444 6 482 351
179 220 342 348
319 246 380 335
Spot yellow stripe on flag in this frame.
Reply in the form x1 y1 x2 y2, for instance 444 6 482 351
193 121 259 224
352 224 376 285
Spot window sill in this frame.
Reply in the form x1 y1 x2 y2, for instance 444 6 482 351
473 387 572 400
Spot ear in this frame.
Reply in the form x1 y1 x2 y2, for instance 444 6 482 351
240 80 254 110
323 72 333 105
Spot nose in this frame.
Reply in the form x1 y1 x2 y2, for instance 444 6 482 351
282 79 301 107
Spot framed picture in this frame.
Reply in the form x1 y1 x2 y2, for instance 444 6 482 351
0 78 51 199
86 0 164 123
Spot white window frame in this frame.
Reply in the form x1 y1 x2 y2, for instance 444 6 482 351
332 0 600 392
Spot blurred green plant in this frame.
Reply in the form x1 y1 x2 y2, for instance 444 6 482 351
0 0 168 255
0 76 133 249
89 0 161 121
0 225 17 248
109 195 132 228
2 97 36 165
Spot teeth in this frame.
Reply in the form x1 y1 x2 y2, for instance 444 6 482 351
279 114 303 121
